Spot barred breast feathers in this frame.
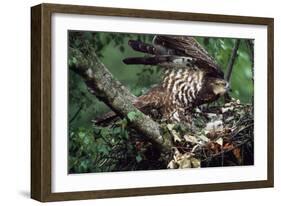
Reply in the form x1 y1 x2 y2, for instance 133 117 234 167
162 68 205 108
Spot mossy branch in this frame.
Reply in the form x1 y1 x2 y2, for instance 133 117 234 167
68 35 172 153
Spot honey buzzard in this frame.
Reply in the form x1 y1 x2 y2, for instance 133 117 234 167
97 35 229 123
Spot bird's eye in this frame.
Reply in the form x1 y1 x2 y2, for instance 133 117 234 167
219 81 226 86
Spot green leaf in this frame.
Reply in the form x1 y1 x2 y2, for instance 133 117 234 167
98 145 109 155
123 130 129 140
136 154 142 163
100 128 109 138
78 131 85 139
127 111 137 121
72 57 77 64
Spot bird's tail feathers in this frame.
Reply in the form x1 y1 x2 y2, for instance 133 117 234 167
123 56 166 65
128 40 156 55
93 101 147 125
123 55 194 66
93 111 119 126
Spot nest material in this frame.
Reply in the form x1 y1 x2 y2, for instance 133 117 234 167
165 99 254 169
89 98 254 172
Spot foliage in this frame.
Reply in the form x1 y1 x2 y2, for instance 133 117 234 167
196 37 253 102
69 119 166 173
68 31 254 173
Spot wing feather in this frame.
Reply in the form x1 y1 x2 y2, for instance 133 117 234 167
123 35 224 78
153 35 224 77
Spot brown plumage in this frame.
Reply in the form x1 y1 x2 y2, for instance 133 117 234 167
95 35 229 124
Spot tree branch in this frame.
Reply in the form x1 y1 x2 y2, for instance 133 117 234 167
224 39 240 102
224 39 241 82
69 103 84 124
246 39 254 107
68 37 172 153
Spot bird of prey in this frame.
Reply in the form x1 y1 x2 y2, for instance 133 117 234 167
96 35 229 124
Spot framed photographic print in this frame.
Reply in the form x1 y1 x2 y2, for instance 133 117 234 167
31 3 274 202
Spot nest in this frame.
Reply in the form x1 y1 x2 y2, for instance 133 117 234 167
165 99 254 169
88 99 254 172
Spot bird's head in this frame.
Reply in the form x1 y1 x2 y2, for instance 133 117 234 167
209 78 229 96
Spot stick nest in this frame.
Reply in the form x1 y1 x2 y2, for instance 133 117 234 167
89 98 254 172
163 98 254 169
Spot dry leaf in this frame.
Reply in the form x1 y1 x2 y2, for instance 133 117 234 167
207 142 221 154
216 137 223 146
191 157 201 168
172 151 194 169
183 135 198 144
221 106 234 113
233 148 242 164
205 120 223 131
198 134 210 143
167 124 182 142
223 142 234 150
167 160 178 169
178 158 192 168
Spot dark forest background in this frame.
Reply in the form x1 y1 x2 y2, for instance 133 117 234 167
68 31 253 173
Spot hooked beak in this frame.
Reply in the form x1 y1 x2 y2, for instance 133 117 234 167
225 82 231 91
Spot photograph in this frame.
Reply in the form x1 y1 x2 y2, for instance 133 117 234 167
68 31 254 174
30 3 274 201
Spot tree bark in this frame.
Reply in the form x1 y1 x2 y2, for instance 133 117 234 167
68 37 172 153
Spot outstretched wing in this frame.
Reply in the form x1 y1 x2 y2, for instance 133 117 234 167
153 36 216 67
123 35 224 78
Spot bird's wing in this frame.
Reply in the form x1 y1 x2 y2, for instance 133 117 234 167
93 86 165 125
153 35 224 77
123 35 224 78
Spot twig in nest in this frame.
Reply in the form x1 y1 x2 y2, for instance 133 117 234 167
201 139 250 163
